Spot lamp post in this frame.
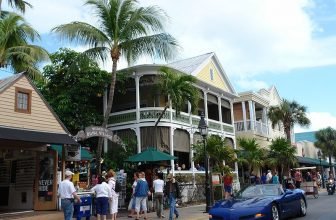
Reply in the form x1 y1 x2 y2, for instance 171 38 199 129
198 112 211 212
317 150 325 188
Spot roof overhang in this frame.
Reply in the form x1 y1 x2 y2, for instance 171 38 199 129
0 127 78 146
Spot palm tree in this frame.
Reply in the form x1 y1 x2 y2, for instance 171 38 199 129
154 66 199 123
267 137 298 178
52 0 178 171
0 0 32 16
268 99 310 141
193 135 236 172
315 127 336 173
237 137 265 179
0 12 49 78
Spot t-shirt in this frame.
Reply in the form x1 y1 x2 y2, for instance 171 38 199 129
153 179 164 193
58 179 76 199
108 177 119 197
91 182 112 198
223 175 233 186
295 172 302 182
266 172 272 183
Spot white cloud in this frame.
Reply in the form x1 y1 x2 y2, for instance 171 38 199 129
17 0 336 77
294 112 336 132
236 79 269 91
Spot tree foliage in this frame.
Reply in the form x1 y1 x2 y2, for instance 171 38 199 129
0 12 49 78
193 135 236 172
315 127 336 170
268 99 310 140
237 137 266 174
267 137 298 177
0 0 32 16
36 48 110 134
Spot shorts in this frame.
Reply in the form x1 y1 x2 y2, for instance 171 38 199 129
224 185 232 193
96 197 109 215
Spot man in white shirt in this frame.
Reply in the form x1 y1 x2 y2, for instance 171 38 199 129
266 170 273 184
58 170 81 220
153 173 165 218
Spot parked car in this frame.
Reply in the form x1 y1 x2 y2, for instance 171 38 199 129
209 184 307 220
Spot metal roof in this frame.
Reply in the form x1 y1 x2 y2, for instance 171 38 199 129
295 131 317 143
168 52 213 75
0 73 22 93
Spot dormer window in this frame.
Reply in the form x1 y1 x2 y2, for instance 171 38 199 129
210 68 214 81
15 87 32 114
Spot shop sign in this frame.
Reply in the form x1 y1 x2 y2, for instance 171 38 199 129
74 126 113 141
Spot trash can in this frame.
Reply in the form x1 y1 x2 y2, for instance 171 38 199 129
73 193 92 220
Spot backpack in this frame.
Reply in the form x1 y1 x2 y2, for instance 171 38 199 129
113 180 122 193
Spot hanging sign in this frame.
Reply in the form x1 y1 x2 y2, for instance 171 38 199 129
75 126 113 141
65 145 81 161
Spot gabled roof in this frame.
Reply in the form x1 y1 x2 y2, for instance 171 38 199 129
169 52 237 95
295 131 317 143
168 52 213 74
0 73 23 93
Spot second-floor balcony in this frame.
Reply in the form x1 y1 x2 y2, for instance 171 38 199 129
234 120 268 136
108 107 234 134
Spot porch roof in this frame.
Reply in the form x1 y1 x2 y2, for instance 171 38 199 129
0 126 78 146
296 156 332 167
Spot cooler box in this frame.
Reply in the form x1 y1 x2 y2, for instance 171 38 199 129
73 194 92 220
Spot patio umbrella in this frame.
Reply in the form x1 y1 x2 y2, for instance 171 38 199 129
125 147 177 163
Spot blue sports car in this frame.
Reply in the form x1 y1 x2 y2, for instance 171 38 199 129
209 184 307 220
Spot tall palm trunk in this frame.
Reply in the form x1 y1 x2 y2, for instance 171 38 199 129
284 126 291 142
96 57 118 173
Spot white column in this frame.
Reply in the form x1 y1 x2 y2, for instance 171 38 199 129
241 101 247 131
189 132 195 172
217 96 223 132
169 96 173 122
203 91 208 121
233 138 240 191
103 87 108 153
248 100 254 130
262 107 269 135
170 126 175 174
135 74 140 123
230 100 234 127
135 127 141 153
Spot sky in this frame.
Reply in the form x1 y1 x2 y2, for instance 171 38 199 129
1 0 336 133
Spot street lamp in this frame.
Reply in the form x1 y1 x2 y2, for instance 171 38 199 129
198 112 211 212
317 150 325 188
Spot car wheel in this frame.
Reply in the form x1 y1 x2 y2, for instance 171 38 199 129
299 197 307 217
271 204 280 220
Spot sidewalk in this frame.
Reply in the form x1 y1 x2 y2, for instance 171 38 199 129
3 205 209 220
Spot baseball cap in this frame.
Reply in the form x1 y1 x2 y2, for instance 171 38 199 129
65 170 74 177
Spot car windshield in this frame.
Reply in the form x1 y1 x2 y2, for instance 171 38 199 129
237 184 284 198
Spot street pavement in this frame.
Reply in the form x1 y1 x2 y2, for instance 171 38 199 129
3 189 336 220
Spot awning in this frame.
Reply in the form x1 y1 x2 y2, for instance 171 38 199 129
0 127 78 145
51 144 93 161
296 156 331 167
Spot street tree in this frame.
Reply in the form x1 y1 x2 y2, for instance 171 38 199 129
267 137 298 178
315 127 336 172
268 99 310 141
36 48 110 134
52 0 178 172
237 137 266 178
0 12 49 78
193 135 236 172
0 0 32 16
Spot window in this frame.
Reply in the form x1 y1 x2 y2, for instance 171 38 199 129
15 87 32 114
210 68 214 80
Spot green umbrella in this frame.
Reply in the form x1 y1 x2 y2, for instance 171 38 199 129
126 147 177 162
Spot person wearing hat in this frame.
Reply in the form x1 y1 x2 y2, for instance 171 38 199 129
164 174 180 220
58 170 81 220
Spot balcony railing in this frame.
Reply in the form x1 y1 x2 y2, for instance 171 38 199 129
234 120 268 136
108 107 235 134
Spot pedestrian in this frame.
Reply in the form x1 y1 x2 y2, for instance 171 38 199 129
58 170 81 220
266 170 273 184
153 173 165 218
128 172 139 218
272 172 279 184
294 170 302 188
107 170 119 220
91 175 112 220
222 171 233 200
195 163 205 171
134 172 149 220
261 173 267 184
164 174 180 220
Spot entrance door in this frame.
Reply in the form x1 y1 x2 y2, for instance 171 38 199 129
34 150 58 210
